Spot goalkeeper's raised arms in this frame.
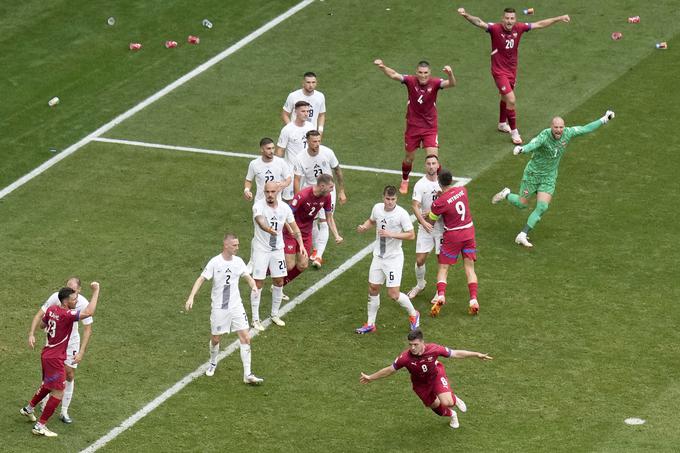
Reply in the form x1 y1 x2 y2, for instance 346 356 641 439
513 146 523 155
600 110 616 124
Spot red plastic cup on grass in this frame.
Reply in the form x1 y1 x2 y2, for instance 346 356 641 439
628 16 640 24
656 42 668 49
611 32 623 41
165 40 178 48
187 35 200 44
129 43 142 51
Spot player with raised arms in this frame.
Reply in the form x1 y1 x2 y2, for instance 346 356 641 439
492 111 616 247
374 59 456 195
360 329 492 429
458 7 570 145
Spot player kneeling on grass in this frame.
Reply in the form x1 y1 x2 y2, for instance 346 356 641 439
185 233 263 384
355 185 419 334
21 282 101 437
360 329 492 429
491 111 615 248
428 170 480 316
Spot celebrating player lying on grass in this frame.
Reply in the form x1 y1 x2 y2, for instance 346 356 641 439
373 59 456 195
360 329 492 429
492 111 616 247
457 7 570 145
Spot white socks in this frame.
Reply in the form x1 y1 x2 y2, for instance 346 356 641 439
250 288 261 322
61 380 74 415
415 263 426 288
271 285 283 317
367 295 380 325
239 343 252 378
209 341 220 363
314 221 330 258
396 292 418 316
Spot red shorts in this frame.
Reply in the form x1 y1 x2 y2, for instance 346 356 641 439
41 356 66 391
438 234 477 265
493 72 516 95
412 363 452 406
404 127 438 152
283 231 312 256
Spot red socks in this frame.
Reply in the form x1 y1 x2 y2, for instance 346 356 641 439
468 282 478 300
401 161 412 181
432 404 452 417
29 385 50 408
436 281 447 297
499 100 507 123
283 266 302 285
507 108 517 130
39 395 62 425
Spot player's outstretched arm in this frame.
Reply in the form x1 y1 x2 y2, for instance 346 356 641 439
450 349 493 360
80 282 100 319
532 14 570 29
373 59 403 82
255 215 276 235
185 276 206 311
28 308 45 349
441 65 457 89
457 8 488 30
360 365 397 384
571 111 615 137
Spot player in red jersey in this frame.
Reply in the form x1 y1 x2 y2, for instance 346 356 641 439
283 173 342 285
360 329 492 429
20 282 101 437
374 59 456 194
458 7 570 144
427 170 479 316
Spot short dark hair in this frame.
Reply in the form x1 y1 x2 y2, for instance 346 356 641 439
303 71 317 79
223 232 238 241
504 7 516 14
438 170 453 187
316 174 333 185
417 60 430 68
260 137 274 147
407 329 424 341
294 100 311 110
306 130 321 139
383 185 398 197
425 154 439 161
58 287 76 303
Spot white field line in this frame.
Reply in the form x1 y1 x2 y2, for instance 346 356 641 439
92 136 473 184
0 0 315 202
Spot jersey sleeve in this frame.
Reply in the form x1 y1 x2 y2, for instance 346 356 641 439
290 192 302 213
401 75 413 87
392 352 407 370
328 149 339 168
245 160 256 181
319 93 327 114
400 209 414 232
235 257 248 277
369 204 378 222
521 22 532 32
200 257 215 281
279 158 292 178
567 119 603 138
323 194 333 212
434 344 453 358
522 129 550 153
41 292 59 312
284 203 295 224
77 296 93 325
276 128 288 148
283 93 294 113
412 181 423 202
252 202 264 219
486 22 497 34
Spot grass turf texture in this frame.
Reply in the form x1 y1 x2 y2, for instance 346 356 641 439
2 0 680 451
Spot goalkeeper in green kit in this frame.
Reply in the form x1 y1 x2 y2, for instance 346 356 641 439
491 110 615 247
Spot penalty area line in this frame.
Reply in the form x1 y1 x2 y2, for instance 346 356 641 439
92 136 472 183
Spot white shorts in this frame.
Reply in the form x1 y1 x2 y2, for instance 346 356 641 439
316 189 336 221
210 307 249 335
415 226 443 254
64 342 80 368
251 248 287 280
368 254 404 287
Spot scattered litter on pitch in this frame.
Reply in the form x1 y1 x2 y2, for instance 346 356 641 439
624 417 646 425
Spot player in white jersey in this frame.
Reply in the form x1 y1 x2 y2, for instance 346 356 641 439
294 130 348 268
276 101 315 201
355 185 420 334
281 71 326 132
408 155 444 304
185 233 263 383
244 137 291 202
28 277 93 424
250 181 305 329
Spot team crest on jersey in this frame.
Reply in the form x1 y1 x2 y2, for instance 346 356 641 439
513 32 517 37
523 189 529 195
291 199 298 206
427 87 432 93
501 86 507 91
